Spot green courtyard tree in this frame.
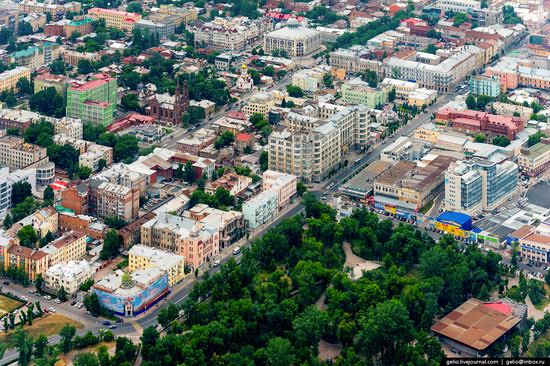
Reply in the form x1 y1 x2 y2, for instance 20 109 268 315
17 225 39 248
100 229 121 260
43 186 54 206
59 324 77 354
58 286 68 302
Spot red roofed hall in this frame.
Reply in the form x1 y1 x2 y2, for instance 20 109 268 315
431 298 527 357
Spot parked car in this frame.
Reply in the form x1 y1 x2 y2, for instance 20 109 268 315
2 281 8 285
44 295 52 300
213 260 221 267
232 247 241 255
71 301 77 306
115 318 123 323
54 299 61 304
48 307 56 313
102 321 111 326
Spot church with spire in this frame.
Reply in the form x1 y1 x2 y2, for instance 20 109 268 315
145 80 190 125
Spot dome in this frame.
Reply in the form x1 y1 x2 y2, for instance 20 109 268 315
287 18 299 27
242 64 247 69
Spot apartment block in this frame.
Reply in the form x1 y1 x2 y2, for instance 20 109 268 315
87 8 142 31
242 190 278 229
62 50 100 67
445 159 518 216
469 75 501 97
0 67 31 93
40 231 87 267
44 260 92 294
262 170 297 209
0 108 41 132
18 1 82 21
176 128 217 155
329 45 385 75
141 212 220 269
6 245 48 281
128 244 186 286
90 181 139 221
8 43 60 71
22 13 47 32
205 172 252 197
518 138 550 177
61 183 88 215
268 103 370 182
58 211 107 240
0 10 19 34
66 74 117 126
64 18 95 39
0 136 48 170
184 204 244 250
33 73 69 96
7 207 58 239
118 212 157 250
492 102 533 121
48 117 83 140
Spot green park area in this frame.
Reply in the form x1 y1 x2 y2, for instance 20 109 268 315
0 293 25 317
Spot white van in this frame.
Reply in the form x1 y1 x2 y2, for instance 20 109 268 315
232 247 241 255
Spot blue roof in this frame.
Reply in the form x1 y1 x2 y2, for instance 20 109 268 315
436 211 472 230
472 227 482 233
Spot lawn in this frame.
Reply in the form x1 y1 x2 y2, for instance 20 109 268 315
0 314 84 345
0 293 25 317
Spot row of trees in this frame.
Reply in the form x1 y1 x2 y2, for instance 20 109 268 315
82 124 139 163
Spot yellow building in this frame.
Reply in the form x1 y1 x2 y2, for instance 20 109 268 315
242 92 277 118
40 231 87 266
0 67 31 93
87 8 142 31
158 5 197 26
408 88 438 107
128 244 186 286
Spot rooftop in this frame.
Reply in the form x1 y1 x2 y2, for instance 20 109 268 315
431 298 524 351
128 244 184 270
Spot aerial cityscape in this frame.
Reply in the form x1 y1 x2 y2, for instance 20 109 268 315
0 0 549 364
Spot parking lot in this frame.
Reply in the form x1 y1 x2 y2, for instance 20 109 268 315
526 181 550 210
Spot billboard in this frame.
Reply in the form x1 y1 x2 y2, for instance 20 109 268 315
434 222 469 238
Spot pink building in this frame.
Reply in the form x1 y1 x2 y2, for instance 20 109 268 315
262 170 298 209
175 222 219 270
435 108 524 140
485 59 519 91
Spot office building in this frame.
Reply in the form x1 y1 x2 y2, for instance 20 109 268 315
385 48 482 92
64 18 95 38
87 8 142 31
0 67 31 93
0 166 35 216
44 260 93 295
242 92 278 119
291 66 330 93
518 137 550 177
445 159 518 216
264 18 321 57
93 269 169 317
157 5 197 26
242 190 278 229
341 78 390 109
128 245 186 286
510 221 550 264
469 75 501 97
135 18 175 40
66 74 117 126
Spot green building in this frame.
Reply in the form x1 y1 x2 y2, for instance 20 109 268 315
341 78 390 109
66 74 117 126
469 75 500 98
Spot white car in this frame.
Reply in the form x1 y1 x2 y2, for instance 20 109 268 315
213 260 221 267
54 299 61 304
232 247 241 255
48 307 56 313
44 295 52 300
